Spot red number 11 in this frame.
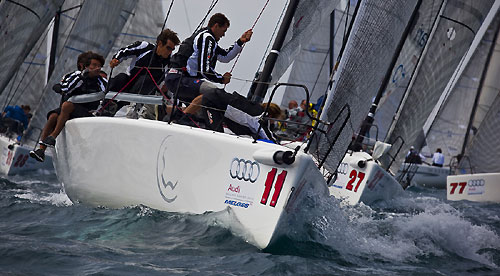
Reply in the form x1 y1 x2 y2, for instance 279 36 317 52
261 168 287 207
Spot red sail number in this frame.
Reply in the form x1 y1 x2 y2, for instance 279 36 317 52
261 169 287 207
345 169 365 192
449 182 466 194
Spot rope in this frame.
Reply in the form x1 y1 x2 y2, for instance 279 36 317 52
136 0 175 94
194 0 218 33
227 0 271 75
257 0 288 72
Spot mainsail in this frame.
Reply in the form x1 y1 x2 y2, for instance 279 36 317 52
424 8 500 166
372 0 445 141
27 0 136 140
308 0 419 173
280 0 356 108
270 0 339 86
0 0 65 96
384 0 494 171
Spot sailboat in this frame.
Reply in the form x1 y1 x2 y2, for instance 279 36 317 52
0 0 64 174
446 4 500 203
379 0 494 188
50 0 431 250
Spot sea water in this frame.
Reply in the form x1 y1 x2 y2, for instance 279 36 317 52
1 171 499 275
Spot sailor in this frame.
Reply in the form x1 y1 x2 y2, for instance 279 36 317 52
432 148 445 167
109 28 180 95
1 104 31 140
200 89 283 143
29 52 107 162
164 13 253 123
405 146 423 164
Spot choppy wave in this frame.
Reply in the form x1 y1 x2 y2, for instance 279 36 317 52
0 174 499 275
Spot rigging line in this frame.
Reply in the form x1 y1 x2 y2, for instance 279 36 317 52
227 0 271 75
136 0 175 95
5 0 41 20
440 15 475 35
194 0 218 33
257 0 288 73
182 0 192 33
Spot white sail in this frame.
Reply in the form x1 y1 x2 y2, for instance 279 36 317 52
425 8 500 166
270 0 339 86
27 0 136 141
0 0 65 96
383 0 494 172
308 0 419 174
280 0 356 109
372 0 445 141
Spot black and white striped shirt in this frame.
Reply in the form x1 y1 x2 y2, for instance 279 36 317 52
112 41 170 83
186 29 243 83
59 70 107 96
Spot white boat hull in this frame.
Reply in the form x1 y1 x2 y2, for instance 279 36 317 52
447 173 500 203
0 135 53 175
53 117 330 249
329 151 403 205
396 163 450 189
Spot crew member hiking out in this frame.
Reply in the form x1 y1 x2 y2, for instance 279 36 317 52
107 29 180 116
165 13 253 124
201 89 283 143
30 52 107 162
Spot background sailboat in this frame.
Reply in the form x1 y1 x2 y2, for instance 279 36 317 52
383 0 494 173
308 0 420 175
424 8 500 169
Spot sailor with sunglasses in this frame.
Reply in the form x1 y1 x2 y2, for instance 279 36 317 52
108 29 180 99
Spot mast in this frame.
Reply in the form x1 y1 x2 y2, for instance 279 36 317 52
354 0 422 146
47 4 82 80
249 0 300 103
47 7 61 80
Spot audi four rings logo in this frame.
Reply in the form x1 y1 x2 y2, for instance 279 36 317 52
337 162 348 175
468 179 485 187
230 158 260 182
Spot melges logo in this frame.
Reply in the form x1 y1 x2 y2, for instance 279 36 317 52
227 184 240 193
224 199 249 208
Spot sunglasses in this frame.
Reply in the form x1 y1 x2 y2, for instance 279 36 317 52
166 45 175 51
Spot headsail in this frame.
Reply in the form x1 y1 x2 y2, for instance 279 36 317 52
460 93 500 173
383 0 494 171
308 0 419 173
27 0 136 141
0 0 65 96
